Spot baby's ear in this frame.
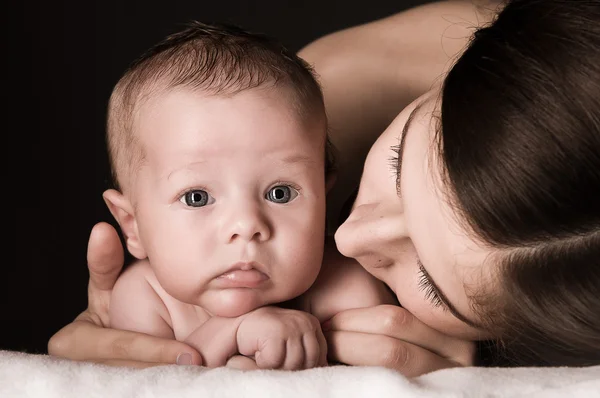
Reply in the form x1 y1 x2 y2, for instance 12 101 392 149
102 189 147 260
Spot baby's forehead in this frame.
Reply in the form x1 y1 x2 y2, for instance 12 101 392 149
133 87 325 155
136 85 325 132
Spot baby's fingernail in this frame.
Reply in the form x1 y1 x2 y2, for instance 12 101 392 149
176 353 193 365
321 320 332 331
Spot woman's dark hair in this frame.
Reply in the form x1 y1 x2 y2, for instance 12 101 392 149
439 0 600 366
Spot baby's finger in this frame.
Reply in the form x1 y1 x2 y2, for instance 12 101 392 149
226 355 259 370
326 305 474 365
282 338 305 370
317 328 328 366
255 339 286 369
325 330 460 377
302 333 321 369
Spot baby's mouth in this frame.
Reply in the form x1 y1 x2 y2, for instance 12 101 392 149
215 262 270 288
217 269 268 283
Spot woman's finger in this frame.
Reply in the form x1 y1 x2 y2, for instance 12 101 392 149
325 330 460 377
49 320 201 365
87 222 125 293
85 222 126 326
93 359 170 368
325 305 475 365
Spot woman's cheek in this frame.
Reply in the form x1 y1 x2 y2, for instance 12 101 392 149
403 297 476 338
393 286 449 330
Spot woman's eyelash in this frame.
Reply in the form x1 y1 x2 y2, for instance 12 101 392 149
388 145 400 175
389 145 402 195
417 261 446 309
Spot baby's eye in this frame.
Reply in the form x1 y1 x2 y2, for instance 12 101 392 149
180 189 213 207
266 185 298 204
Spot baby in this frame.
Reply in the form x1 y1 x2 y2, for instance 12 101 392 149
103 21 396 370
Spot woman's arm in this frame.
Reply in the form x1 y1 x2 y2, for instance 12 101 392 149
298 0 500 226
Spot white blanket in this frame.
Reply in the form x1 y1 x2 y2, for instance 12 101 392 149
1 350 599 398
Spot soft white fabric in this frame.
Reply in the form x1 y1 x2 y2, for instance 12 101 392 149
1 350 599 398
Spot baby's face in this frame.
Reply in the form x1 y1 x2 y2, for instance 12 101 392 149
129 87 327 317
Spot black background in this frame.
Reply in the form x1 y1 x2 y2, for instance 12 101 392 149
6 0 433 355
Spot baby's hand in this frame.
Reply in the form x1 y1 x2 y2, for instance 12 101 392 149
225 355 259 370
236 307 327 370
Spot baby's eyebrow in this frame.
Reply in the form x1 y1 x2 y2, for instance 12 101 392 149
279 153 317 164
165 154 317 181
279 154 318 165
166 160 209 181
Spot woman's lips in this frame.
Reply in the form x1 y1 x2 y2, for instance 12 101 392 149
215 269 269 288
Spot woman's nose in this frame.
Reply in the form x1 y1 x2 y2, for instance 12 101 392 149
334 202 407 260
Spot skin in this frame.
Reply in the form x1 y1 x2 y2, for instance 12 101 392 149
299 0 501 227
74 84 393 370
335 89 494 340
48 221 200 368
48 0 500 375
105 86 327 320
104 86 331 368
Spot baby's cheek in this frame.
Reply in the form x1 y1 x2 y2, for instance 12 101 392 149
292 247 322 282
285 242 323 293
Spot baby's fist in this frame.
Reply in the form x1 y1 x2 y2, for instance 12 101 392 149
236 307 327 370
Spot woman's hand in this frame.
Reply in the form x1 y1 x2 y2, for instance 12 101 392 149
323 305 476 377
47 222 201 368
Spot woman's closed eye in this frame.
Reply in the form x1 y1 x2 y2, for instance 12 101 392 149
388 144 402 195
417 259 447 310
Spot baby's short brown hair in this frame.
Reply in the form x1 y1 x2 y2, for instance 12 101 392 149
106 21 332 192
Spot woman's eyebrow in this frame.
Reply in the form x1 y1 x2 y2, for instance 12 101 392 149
396 101 424 186
419 262 482 329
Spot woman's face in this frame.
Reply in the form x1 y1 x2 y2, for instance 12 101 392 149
335 90 495 340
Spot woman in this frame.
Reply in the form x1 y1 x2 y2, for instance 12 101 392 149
48 0 600 375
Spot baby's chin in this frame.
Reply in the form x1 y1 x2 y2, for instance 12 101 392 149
203 289 288 318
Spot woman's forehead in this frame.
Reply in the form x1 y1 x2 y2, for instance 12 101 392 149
403 91 498 321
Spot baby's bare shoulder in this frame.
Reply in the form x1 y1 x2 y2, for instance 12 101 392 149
303 244 397 322
109 259 177 337
111 259 155 294
116 260 211 339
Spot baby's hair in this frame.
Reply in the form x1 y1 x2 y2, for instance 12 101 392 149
106 21 330 191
